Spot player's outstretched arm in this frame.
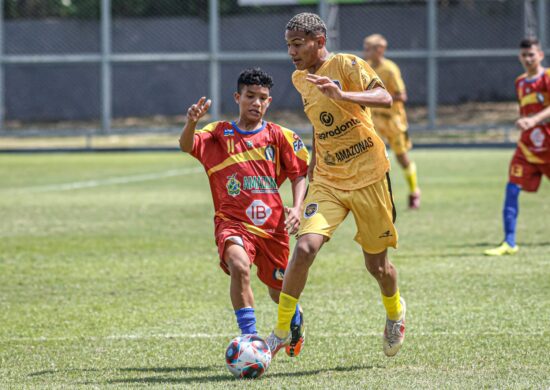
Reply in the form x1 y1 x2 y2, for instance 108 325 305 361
284 175 307 235
179 97 211 153
305 74 392 108
516 105 550 131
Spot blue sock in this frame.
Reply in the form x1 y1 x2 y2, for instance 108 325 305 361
503 182 520 247
290 304 301 328
235 307 257 335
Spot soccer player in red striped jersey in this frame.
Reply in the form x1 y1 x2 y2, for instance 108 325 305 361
485 38 550 256
179 68 309 350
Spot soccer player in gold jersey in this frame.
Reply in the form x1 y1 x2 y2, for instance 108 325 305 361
266 13 406 359
364 34 421 209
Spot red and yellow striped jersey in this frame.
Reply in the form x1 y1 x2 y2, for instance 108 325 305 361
190 120 309 238
515 69 550 164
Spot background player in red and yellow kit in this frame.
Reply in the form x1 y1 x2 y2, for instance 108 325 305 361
267 13 406 359
363 34 421 209
485 38 550 256
179 68 309 343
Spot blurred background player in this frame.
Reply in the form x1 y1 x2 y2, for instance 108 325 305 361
485 38 550 256
179 68 308 345
267 13 406 359
363 34 421 209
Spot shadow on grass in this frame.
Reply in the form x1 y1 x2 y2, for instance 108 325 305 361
29 368 100 377
102 364 376 385
519 242 550 247
118 366 213 373
30 366 213 378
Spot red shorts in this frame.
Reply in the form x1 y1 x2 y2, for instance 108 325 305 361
215 220 289 290
509 150 550 192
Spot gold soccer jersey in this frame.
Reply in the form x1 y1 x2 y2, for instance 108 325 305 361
292 53 390 190
369 58 408 131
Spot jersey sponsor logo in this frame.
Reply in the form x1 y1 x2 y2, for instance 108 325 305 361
246 199 272 226
318 118 361 140
243 176 279 194
226 173 241 197
265 145 275 161
273 268 285 281
530 127 545 148
319 111 334 127
224 129 234 137
304 203 318 218
335 138 375 163
323 151 337 166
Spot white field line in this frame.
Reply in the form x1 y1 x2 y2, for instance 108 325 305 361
1 330 546 343
7 167 203 194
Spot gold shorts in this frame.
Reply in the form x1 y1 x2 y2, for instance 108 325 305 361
299 175 398 254
372 114 412 155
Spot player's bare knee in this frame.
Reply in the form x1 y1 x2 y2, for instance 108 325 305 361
226 257 250 279
294 240 319 268
364 253 391 280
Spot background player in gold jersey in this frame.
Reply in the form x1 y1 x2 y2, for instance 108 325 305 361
363 34 421 209
266 13 406 360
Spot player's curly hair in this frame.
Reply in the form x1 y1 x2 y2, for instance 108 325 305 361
286 12 327 38
237 67 274 93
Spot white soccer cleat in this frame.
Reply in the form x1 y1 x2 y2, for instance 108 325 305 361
383 297 406 357
265 331 290 358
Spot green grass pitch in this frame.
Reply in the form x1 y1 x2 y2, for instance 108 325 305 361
0 150 549 388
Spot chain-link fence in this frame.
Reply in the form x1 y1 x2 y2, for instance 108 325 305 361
0 0 548 149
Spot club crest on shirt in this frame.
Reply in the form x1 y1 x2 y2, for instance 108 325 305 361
304 203 318 218
246 140 254 148
265 145 275 161
530 127 545 148
226 173 241 197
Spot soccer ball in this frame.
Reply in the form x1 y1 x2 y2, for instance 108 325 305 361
225 334 272 379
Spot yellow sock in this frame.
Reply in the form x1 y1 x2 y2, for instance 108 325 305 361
275 292 298 338
403 161 418 194
382 290 402 321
